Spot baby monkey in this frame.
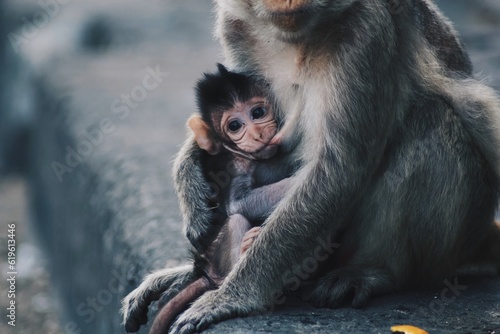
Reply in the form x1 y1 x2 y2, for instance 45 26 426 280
149 64 292 334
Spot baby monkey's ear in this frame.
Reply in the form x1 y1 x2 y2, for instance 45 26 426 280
187 114 221 155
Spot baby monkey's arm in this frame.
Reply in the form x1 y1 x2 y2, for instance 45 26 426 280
229 177 293 221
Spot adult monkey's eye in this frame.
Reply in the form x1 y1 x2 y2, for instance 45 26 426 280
228 120 242 132
251 107 266 119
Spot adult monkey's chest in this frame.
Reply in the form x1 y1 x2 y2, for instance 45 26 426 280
224 9 337 151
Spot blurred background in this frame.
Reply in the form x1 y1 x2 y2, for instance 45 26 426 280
0 1 499 334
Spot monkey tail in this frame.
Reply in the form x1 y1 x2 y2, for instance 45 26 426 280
148 277 211 334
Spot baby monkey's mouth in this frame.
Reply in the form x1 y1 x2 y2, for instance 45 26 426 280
252 143 279 160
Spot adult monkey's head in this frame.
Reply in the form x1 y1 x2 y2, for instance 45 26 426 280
217 0 355 42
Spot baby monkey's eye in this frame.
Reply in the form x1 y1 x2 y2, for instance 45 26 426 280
228 120 243 132
251 106 266 120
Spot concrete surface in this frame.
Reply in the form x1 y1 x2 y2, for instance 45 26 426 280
1 1 499 333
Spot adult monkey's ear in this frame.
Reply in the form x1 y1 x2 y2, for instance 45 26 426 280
187 114 221 155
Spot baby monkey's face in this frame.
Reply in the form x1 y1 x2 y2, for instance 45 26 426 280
221 97 278 159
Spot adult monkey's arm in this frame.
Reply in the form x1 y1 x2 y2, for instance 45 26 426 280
172 136 221 252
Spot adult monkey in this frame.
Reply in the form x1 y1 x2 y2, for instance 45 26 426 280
123 0 500 332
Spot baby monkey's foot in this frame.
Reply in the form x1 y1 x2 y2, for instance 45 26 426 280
240 227 261 254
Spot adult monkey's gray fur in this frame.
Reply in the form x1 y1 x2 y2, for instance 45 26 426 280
122 0 500 333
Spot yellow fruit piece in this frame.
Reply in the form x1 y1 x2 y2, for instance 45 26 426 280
391 325 429 334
